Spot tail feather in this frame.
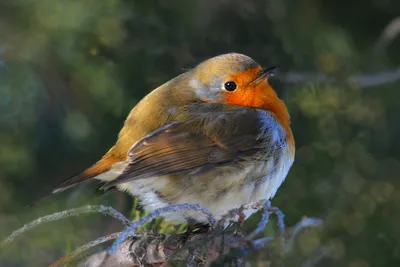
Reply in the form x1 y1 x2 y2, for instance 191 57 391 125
27 151 122 207
51 171 100 194
27 170 101 207
52 152 119 194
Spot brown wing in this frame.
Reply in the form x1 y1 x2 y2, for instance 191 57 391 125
103 104 270 188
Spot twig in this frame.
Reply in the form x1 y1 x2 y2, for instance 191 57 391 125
244 202 286 252
107 203 215 255
49 232 121 267
251 236 274 249
283 17 400 88
246 201 271 240
374 17 400 54
268 205 285 252
283 68 400 88
2 205 131 245
346 68 400 87
217 200 266 229
283 73 329 84
284 217 324 253
269 206 285 236
301 246 327 267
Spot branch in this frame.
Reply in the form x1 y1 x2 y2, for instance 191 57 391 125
283 67 400 88
283 18 400 88
78 203 322 267
2 202 324 266
108 203 215 255
80 231 241 267
374 17 400 54
50 232 121 267
78 216 323 267
2 205 131 245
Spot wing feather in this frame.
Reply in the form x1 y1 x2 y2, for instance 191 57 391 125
102 104 272 189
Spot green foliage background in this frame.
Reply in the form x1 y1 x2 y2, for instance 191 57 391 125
1 0 400 266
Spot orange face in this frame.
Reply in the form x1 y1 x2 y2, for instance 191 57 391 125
221 66 271 108
219 66 292 141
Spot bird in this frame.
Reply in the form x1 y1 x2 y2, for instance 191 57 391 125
53 53 295 227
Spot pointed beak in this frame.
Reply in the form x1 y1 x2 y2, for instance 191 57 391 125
262 66 280 78
251 66 280 84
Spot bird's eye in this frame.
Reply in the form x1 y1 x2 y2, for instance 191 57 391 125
224 81 237 91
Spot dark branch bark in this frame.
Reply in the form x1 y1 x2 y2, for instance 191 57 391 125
79 231 256 267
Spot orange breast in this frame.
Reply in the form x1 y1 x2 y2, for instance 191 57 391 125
221 67 295 150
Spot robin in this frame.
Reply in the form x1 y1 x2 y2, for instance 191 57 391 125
53 53 295 227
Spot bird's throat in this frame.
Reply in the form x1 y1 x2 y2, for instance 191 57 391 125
222 81 294 149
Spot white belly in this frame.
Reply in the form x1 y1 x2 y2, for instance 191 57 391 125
103 149 294 224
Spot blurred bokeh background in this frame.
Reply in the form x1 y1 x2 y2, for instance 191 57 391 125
1 0 400 266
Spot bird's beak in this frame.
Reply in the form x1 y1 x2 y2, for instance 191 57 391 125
250 66 279 84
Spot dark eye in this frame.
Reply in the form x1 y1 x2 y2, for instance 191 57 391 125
224 81 237 91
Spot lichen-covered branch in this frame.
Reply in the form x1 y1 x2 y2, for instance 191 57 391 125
79 231 238 267
2 205 131 245
78 216 323 267
108 203 215 255
2 202 324 267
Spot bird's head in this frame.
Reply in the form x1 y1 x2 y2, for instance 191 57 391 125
188 53 290 132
